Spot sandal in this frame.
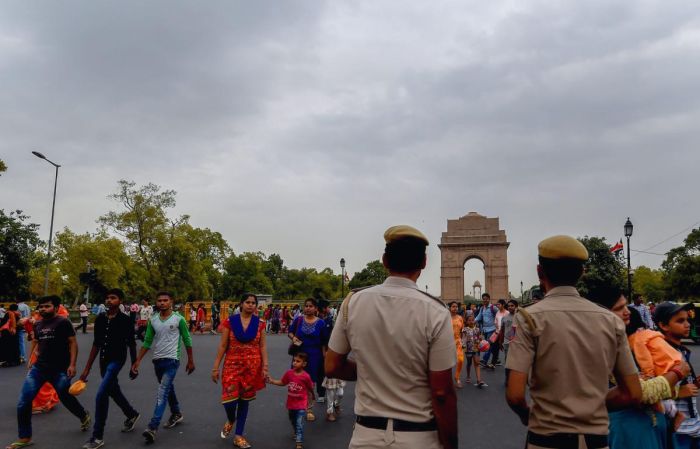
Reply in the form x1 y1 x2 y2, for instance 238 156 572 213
306 411 315 422
6 442 34 449
233 436 251 449
220 421 233 439
455 380 463 388
465 378 472 384
295 443 303 449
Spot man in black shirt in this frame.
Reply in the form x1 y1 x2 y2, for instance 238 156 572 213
9 295 90 449
79 288 139 449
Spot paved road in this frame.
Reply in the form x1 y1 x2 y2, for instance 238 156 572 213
0 331 538 449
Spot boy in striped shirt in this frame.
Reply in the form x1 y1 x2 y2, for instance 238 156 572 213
131 291 195 444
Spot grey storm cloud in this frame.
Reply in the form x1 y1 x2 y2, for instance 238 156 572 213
1 0 699 295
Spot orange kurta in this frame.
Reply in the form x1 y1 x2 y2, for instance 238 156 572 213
452 314 465 381
221 319 266 403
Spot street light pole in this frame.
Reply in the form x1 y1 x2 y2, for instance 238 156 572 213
32 151 61 296
624 218 634 300
340 258 346 299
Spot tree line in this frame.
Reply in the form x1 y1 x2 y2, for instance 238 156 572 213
1 160 697 303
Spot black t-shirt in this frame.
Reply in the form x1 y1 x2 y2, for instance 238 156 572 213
93 312 136 366
34 316 75 372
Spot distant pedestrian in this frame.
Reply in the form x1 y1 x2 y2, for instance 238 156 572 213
8 295 91 449
137 300 154 342
448 302 465 388
188 304 197 332
211 301 220 334
267 352 315 449
629 294 654 330
475 293 497 369
195 303 206 334
131 291 195 444
500 299 518 385
75 302 89 334
16 299 31 364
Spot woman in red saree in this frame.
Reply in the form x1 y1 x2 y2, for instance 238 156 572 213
212 294 268 449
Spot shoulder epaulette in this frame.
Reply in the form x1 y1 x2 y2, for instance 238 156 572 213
414 289 447 308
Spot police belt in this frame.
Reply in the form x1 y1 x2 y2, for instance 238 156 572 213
355 416 437 432
527 431 607 449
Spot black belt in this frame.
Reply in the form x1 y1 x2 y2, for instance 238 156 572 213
527 431 607 449
355 416 437 432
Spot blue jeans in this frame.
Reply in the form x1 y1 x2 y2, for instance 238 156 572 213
674 433 700 449
148 358 180 430
93 361 138 439
288 409 305 443
17 367 87 439
17 329 26 360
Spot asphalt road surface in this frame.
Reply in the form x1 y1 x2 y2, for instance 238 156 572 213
0 330 602 449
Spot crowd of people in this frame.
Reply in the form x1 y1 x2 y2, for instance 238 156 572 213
1 225 698 449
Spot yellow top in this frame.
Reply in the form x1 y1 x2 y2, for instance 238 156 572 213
384 225 429 245
538 235 588 260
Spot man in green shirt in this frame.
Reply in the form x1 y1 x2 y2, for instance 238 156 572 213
131 291 195 444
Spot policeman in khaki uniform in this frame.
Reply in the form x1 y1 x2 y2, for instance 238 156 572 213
506 235 642 449
325 225 457 449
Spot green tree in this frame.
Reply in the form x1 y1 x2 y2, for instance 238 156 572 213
98 180 232 300
662 228 700 300
348 260 388 289
577 236 625 299
0 159 6 176
0 210 42 298
220 252 274 299
632 265 666 303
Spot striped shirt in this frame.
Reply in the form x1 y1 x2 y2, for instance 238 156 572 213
143 312 192 360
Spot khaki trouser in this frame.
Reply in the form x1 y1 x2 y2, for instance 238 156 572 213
349 422 442 449
527 434 608 449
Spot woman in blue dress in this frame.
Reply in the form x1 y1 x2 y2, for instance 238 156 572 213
288 298 328 421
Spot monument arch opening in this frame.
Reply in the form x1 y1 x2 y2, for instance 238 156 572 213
439 212 510 302
463 257 485 302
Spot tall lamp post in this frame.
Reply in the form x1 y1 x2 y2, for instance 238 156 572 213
624 218 634 300
32 151 61 296
340 258 346 299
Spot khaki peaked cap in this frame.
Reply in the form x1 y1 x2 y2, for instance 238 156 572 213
538 235 588 261
384 225 429 245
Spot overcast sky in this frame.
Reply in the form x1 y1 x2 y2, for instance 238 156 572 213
1 1 699 297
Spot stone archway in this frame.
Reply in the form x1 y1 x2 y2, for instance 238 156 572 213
439 212 510 302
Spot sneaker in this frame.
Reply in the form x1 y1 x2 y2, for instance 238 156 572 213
477 381 488 388
122 413 140 432
316 396 325 403
164 413 183 429
487 363 495 370
80 413 92 431
142 428 156 444
83 438 105 449
495 360 503 366
479 360 488 367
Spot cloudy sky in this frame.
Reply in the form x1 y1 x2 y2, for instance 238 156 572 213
1 1 699 297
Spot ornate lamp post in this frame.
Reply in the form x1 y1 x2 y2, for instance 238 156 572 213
32 151 61 296
340 258 346 299
624 218 634 300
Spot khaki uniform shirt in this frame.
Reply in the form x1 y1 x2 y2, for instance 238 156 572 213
328 276 456 422
506 286 637 435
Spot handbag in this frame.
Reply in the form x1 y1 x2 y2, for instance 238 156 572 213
287 316 303 356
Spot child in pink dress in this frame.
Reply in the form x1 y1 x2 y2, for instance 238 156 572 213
267 352 315 449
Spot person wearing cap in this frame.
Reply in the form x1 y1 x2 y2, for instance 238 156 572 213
325 225 457 449
79 288 140 449
654 301 700 448
505 235 642 449
8 295 91 449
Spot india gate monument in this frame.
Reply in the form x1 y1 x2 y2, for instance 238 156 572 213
439 212 510 302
